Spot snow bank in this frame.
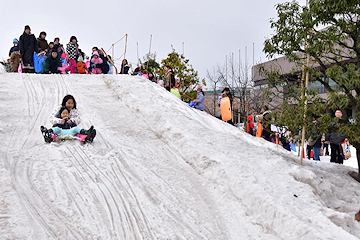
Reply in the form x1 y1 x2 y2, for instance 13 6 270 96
1 74 359 239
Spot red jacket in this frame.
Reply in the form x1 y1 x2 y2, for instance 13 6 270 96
246 115 254 133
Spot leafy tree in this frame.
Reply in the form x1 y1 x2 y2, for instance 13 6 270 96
141 53 160 74
262 0 360 178
158 50 205 98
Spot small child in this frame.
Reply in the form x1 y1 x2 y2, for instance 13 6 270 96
41 106 96 143
77 56 87 74
90 51 103 74
10 47 21 72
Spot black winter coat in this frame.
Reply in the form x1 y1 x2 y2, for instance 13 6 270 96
19 32 37 65
325 121 346 145
9 46 17 57
120 63 129 74
100 55 109 74
41 55 62 74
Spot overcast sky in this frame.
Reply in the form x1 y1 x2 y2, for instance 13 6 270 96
0 0 306 81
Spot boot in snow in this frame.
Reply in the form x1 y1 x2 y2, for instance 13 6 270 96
41 126 53 143
80 126 94 135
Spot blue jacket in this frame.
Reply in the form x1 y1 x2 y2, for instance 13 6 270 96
194 92 205 111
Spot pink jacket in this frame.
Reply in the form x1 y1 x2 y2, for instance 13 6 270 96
91 51 103 65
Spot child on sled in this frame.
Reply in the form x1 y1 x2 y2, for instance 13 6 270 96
41 106 96 143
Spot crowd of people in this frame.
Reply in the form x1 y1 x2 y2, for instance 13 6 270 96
242 106 350 164
7 25 127 75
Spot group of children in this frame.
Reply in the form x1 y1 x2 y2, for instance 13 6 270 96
41 95 96 143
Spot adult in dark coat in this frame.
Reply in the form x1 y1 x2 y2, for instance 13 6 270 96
19 25 37 67
41 48 62 74
325 110 346 164
37 31 49 53
98 49 109 74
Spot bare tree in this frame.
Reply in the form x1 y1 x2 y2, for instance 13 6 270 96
206 67 222 115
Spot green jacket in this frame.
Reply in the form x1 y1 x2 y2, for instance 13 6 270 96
41 55 62 74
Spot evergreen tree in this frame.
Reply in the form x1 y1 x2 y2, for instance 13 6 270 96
158 50 204 99
262 0 360 179
141 53 160 74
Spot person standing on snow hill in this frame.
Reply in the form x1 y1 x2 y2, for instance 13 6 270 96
41 107 95 143
255 116 263 137
66 36 79 73
54 37 64 55
193 86 205 111
90 51 103 74
9 47 22 72
246 115 254 135
9 38 19 57
37 31 49 53
325 110 346 164
19 25 37 68
164 65 175 91
49 95 81 127
41 47 62 74
98 49 109 74
120 59 130 74
149 72 157 83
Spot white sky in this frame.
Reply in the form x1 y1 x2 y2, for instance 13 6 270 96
0 0 306 80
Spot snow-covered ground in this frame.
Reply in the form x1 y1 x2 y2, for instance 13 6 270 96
0 73 359 239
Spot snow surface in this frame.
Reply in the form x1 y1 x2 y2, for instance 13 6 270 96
0 73 360 239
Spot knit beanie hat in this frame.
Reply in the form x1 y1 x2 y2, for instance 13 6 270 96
13 47 19 52
24 25 31 31
13 38 18 43
78 56 84 62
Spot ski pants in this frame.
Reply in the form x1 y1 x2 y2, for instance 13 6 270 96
92 68 102 74
52 126 81 136
66 59 77 73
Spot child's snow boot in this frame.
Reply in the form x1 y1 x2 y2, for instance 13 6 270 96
80 126 96 143
80 126 94 135
40 126 53 143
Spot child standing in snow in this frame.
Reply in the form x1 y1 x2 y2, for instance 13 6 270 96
41 107 95 143
91 51 103 74
49 95 81 126
77 56 87 74
9 47 21 72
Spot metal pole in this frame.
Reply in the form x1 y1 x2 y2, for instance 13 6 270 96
149 34 152 55
182 42 184 56
124 34 128 60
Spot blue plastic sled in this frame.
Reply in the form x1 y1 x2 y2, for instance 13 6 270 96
33 52 46 73
189 101 195 107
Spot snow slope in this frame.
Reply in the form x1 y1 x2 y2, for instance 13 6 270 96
0 73 359 239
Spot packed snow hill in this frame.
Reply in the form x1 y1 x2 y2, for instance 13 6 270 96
0 73 360 239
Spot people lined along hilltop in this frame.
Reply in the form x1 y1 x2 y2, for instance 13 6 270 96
5 25 121 74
